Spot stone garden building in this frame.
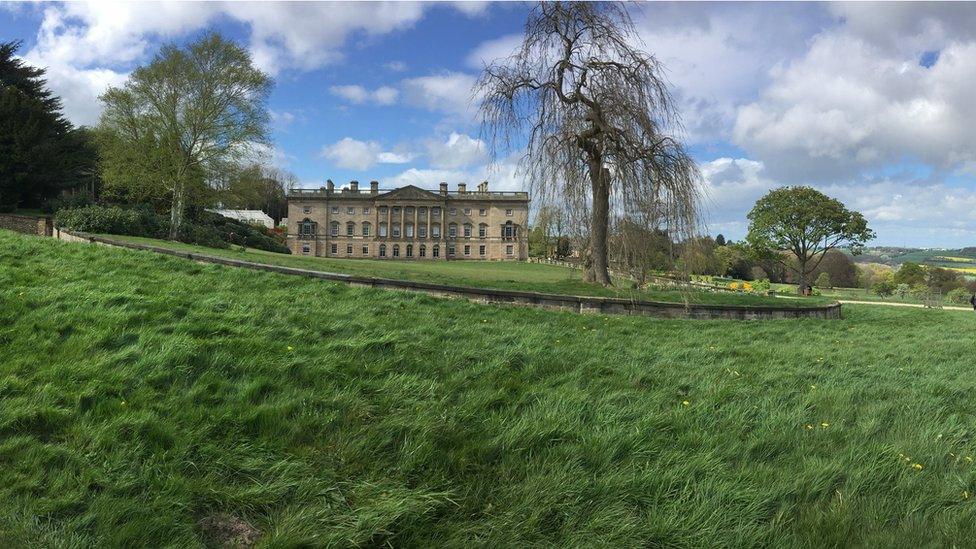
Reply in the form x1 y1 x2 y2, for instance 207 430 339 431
286 181 529 260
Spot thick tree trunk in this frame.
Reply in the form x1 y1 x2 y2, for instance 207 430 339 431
169 182 185 240
796 259 808 295
585 161 612 286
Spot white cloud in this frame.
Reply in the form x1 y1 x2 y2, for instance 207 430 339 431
401 71 479 118
465 33 521 68
386 155 524 193
384 60 408 72
15 1 476 125
329 85 399 106
320 137 413 171
425 132 487 169
733 31 976 182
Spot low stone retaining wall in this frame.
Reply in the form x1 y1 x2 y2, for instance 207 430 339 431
59 231 842 320
0 213 53 237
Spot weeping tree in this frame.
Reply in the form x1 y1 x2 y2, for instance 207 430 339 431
477 1 701 285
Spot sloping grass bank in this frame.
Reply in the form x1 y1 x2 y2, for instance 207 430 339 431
2 230 976 546
98 233 831 307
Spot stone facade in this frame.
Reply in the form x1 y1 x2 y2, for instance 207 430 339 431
286 181 529 261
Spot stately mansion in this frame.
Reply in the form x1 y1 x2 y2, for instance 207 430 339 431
286 180 529 260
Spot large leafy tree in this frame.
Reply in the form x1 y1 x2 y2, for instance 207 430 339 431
477 1 701 285
99 33 271 238
746 186 875 293
0 41 96 211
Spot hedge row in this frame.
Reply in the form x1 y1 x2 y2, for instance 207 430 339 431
55 205 289 254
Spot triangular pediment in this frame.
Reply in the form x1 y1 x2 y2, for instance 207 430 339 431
376 185 441 201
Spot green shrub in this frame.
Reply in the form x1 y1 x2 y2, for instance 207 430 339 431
54 205 144 235
946 287 972 305
55 205 289 254
872 280 896 297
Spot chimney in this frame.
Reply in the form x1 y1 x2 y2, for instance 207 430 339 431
370 180 379 195
350 180 359 192
439 182 448 196
478 181 488 193
326 180 335 193
458 183 467 194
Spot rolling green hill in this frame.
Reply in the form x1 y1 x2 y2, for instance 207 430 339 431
3 230 976 546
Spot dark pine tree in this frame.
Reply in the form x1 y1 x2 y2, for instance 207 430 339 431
0 41 97 211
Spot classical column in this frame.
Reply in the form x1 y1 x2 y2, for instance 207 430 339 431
413 205 419 243
387 204 393 239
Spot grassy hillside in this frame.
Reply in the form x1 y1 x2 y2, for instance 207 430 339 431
99 234 829 307
2 231 976 546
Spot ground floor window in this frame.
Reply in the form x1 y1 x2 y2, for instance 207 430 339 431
362 245 369 255
331 243 338 254
463 245 470 256
448 245 456 256
393 244 400 257
301 244 311 255
479 245 486 256
379 244 386 257
506 245 514 256
433 245 440 258
420 245 426 257
346 244 353 255
406 244 413 257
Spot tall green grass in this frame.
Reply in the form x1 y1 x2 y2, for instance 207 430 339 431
2 230 976 546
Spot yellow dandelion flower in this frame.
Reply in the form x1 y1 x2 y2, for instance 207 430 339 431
287 346 294 351
964 491 970 500
912 463 923 470
810 385 817 389
966 456 974 463
682 400 690 406
805 424 813 430
821 422 830 428
121 400 126 406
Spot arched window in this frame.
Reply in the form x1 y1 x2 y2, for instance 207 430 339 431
405 223 414 238
478 223 488 238
463 223 472 238
362 222 371 236
420 244 427 257
393 244 400 257
502 221 515 238
431 223 441 238
406 244 413 257
379 244 387 257
379 222 388 237
299 218 317 238
433 244 440 258
330 221 339 237
346 221 355 236
393 223 401 237
448 222 458 238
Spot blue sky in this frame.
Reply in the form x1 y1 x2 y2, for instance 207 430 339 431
4 1 976 248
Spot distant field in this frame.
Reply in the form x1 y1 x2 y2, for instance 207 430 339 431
3 230 976 546
98 234 830 307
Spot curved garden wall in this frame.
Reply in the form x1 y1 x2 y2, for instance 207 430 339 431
60 231 842 320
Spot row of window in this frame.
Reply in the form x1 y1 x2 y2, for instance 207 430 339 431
320 221 517 238
299 243 516 258
301 205 516 217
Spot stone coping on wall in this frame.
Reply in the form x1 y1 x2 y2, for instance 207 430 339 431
60 231 842 320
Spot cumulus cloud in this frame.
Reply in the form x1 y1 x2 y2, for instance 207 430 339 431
320 138 413 171
329 85 399 106
14 1 472 124
401 71 480 118
425 133 487 169
383 60 408 72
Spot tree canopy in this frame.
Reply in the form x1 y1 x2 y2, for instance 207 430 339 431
98 33 272 238
477 1 701 285
746 186 874 293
